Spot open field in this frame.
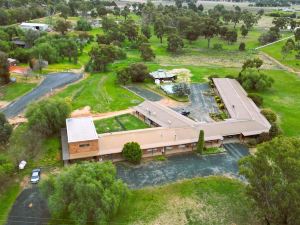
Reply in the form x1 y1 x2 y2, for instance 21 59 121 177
0 82 36 101
94 113 149 133
111 176 259 225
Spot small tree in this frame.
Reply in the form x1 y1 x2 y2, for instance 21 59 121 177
121 6 130 20
240 25 248 38
154 19 165 43
167 34 184 53
261 108 277 123
54 18 72 35
116 67 131 85
0 113 12 145
139 43 155 61
239 42 246 51
26 99 71 137
129 63 149 82
197 130 205 154
122 142 142 163
141 25 151 39
238 69 274 91
0 51 10 84
75 18 92 31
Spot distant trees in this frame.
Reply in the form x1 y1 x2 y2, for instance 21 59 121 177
40 162 128 225
281 39 295 59
154 19 165 43
88 44 126 72
0 51 10 84
54 19 72 35
121 6 130 20
75 18 92 31
240 25 248 38
141 25 151 39
167 34 184 53
239 137 300 225
32 43 59 64
122 142 142 163
25 99 71 137
197 130 205 154
258 26 280 45
201 17 219 48
0 113 12 145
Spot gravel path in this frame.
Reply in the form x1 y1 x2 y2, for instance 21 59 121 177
1 72 82 118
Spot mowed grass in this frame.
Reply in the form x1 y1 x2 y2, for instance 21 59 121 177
94 113 149 133
261 38 300 71
0 82 36 101
54 73 143 113
111 177 259 225
0 183 20 225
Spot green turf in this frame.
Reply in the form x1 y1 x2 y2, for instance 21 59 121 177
111 177 258 225
0 82 36 101
0 183 20 225
94 114 149 133
54 73 143 113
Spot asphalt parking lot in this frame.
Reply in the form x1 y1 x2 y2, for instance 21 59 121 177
173 83 220 122
117 143 249 189
1 72 82 118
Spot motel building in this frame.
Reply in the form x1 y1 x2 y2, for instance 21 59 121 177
61 78 271 165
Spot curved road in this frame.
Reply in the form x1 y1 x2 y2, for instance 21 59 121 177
1 72 82 118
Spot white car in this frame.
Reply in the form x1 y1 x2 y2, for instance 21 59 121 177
30 169 41 184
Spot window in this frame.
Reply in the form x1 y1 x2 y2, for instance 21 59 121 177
79 143 90 147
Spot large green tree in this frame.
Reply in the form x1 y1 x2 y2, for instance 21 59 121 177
122 142 142 163
25 99 71 137
154 19 165 43
0 112 12 145
167 34 184 53
239 137 300 225
201 17 219 48
0 51 10 84
238 69 274 91
40 162 128 225
54 18 72 35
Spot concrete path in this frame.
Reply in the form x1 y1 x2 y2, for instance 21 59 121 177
255 35 294 50
1 72 82 118
117 143 249 189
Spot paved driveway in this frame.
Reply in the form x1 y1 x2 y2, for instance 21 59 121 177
6 187 50 225
125 86 163 101
173 83 219 122
117 143 249 189
1 72 82 118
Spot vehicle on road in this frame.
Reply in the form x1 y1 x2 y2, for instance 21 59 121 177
30 169 41 184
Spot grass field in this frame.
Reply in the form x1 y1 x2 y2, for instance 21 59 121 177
54 73 143 113
111 176 259 225
94 114 149 133
0 82 36 101
261 38 300 71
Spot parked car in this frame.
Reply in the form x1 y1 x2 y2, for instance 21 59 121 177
30 169 41 184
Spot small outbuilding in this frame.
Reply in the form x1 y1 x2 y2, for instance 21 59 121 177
20 23 49 32
149 69 177 84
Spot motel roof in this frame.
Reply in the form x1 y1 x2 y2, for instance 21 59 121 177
134 100 196 128
66 117 98 143
149 69 176 79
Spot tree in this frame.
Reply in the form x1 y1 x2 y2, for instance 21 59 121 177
88 44 126 72
241 11 258 30
121 19 139 42
281 40 294 59
116 67 131 85
240 24 248 38
295 28 300 42
154 19 165 43
225 30 238 44
201 17 219 48
122 142 142 163
54 19 72 35
272 17 288 30
24 29 40 48
139 43 155 61
121 6 130 20
25 99 71 137
239 137 300 225
261 108 277 123
102 16 118 32
40 162 128 225
172 83 190 97
242 58 263 71
32 43 59 64
184 25 200 43
96 5 107 17
129 63 149 82
0 51 10 84
75 18 92 31
141 25 151 39
238 69 274 91
0 154 14 187
0 113 12 145
197 130 204 154
113 6 120 17
167 34 184 53
239 42 246 51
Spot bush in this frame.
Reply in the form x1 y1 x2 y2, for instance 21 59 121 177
155 155 166 161
270 122 281 138
0 112 13 145
261 108 277 123
0 154 14 185
248 93 263 107
75 18 92 31
122 142 142 163
239 42 246 51
207 74 219 81
213 43 223 50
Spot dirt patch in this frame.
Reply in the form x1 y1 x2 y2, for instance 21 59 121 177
157 98 188 108
71 106 92 117
168 68 192 83
0 100 10 108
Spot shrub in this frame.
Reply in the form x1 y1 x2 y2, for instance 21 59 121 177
155 155 166 161
197 130 204 154
122 142 142 163
248 93 263 107
0 112 13 145
213 43 223 50
239 42 246 51
269 122 281 138
261 108 277 123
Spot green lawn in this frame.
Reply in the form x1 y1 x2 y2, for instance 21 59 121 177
0 82 36 101
54 73 143 113
261 37 300 71
94 114 149 133
0 183 20 225
111 177 259 225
